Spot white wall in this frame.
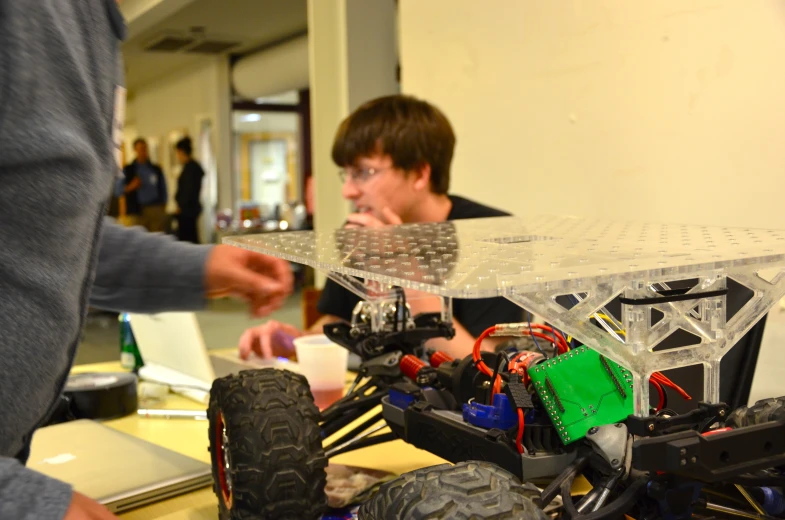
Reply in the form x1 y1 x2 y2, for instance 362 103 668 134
400 0 785 229
132 56 233 212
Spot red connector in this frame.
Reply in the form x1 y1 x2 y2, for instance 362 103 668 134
429 351 454 368
400 354 428 381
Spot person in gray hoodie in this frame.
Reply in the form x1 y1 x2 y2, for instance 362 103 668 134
0 1 292 518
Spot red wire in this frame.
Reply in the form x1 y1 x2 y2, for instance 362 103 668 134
473 326 497 377
528 324 569 353
651 373 692 401
516 408 524 454
508 351 542 385
650 380 665 411
522 330 567 352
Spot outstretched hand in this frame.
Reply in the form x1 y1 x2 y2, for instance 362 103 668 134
204 245 294 317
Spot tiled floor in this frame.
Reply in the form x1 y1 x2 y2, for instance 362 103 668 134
74 296 302 366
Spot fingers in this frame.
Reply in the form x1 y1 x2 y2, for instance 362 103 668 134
239 321 303 360
238 329 253 359
345 209 402 228
245 254 294 297
381 207 403 225
259 322 275 359
346 213 385 228
232 273 288 317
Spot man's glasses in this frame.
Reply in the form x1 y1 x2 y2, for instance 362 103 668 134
338 166 391 184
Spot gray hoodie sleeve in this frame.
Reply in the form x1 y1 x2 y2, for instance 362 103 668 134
90 219 214 313
0 458 72 520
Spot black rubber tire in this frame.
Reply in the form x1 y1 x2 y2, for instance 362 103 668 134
208 368 327 520
727 396 785 428
358 460 546 520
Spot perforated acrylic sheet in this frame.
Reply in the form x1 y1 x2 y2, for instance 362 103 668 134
223 215 785 298
227 216 785 415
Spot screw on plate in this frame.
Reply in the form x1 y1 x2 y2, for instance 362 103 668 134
588 427 599 435
648 423 655 432
690 456 698 464
611 459 620 467
719 409 726 417
615 423 623 428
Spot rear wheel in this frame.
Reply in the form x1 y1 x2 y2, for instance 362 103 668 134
208 368 327 520
727 396 785 427
358 460 546 520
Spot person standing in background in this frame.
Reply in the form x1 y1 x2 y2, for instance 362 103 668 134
120 138 168 232
174 136 205 243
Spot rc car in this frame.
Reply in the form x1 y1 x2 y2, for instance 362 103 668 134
208 216 785 519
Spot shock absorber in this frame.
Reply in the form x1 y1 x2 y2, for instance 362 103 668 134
429 351 454 369
400 355 437 385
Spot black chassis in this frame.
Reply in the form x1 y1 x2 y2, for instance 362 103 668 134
315 298 785 518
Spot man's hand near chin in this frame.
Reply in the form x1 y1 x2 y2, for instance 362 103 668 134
345 207 402 228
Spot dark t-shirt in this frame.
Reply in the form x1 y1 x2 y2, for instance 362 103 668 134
316 195 523 337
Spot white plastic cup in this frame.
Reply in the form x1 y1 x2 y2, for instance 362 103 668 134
293 334 349 410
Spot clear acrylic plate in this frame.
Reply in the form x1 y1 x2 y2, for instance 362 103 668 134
225 216 785 415
224 215 785 298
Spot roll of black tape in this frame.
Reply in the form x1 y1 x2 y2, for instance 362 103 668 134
64 372 138 420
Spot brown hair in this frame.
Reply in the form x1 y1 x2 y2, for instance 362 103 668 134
331 95 455 194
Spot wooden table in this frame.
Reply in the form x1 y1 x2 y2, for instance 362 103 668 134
72 358 446 520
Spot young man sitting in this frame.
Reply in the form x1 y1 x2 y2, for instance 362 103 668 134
238 94 522 360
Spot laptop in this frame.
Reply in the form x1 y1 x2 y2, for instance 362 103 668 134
129 312 294 403
28 420 212 513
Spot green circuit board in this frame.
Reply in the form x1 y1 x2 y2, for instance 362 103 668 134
529 346 633 445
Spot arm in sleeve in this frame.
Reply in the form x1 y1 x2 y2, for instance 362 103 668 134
157 167 168 205
89 218 213 313
0 458 72 520
113 175 125 197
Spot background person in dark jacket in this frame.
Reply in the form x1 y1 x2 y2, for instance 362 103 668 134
174 136 205 243
120 138 168 232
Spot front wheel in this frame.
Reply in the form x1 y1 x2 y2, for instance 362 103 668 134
358 460 546 520
208 368 327 520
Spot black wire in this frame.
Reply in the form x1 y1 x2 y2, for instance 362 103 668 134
486 351 510 405
327 378 377 410
561 477 647 520
393 287 400 331
323 412 384 452
661 384 669 410
320 390 388 423
326 432 397 458
537 454 591 509
398 287 407 328
321 407 370 438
